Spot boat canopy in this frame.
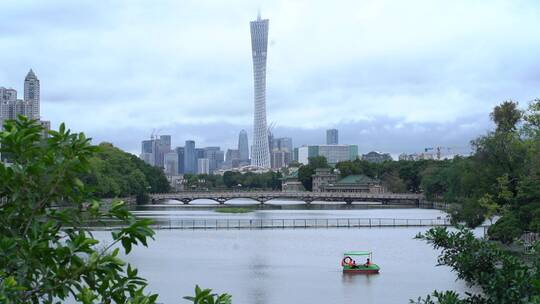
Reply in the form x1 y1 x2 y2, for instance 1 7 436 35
343 251 371 256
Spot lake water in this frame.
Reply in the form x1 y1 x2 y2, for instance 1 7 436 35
93 204 477 304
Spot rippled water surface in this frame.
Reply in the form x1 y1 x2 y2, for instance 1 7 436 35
93 205 477 304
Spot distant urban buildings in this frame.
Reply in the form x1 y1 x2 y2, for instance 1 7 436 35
361 151 392 163
398 152 435 161
225 149 241 169
296 144 358 166
250 13 271 168
140 136 225 176
326 129 338 145
270 136 292 169
1 70 50 161
0 69 48 127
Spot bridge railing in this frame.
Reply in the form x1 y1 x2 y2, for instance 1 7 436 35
89 217 457 231
150 191 424 201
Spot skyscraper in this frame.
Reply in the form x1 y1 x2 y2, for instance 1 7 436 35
250 13 271 168
24 69 40 120
238 129 249 164
175 147 185 174
184 140 196 174
326 129 339 145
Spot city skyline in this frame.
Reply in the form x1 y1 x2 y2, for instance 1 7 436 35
1 1 539 156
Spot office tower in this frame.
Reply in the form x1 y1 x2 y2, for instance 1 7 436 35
140 139 159 166
175 147 185 174
215 150 224 170
184 140 196 174
326 129 338 145
238 129 249 164
164 151 179 176
1 71 39 123
153 135 171 167
297 144 358 165
250 13 271 168
24 69 40 119
204 146 224 173
272 137 293 152
159 135 171 151
271 150 291 169
195 148 205 173
225 149 240 168
197 158 210 174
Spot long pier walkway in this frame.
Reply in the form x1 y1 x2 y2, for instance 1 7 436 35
89 217 473 231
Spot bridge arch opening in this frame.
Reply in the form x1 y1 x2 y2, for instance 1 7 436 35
223 198 262 205
190 199 220 205
309 200 347 205
264 199 308 206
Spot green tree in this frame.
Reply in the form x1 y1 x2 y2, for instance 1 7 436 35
0 117 158 303
415 227 540 303
490 100 523 133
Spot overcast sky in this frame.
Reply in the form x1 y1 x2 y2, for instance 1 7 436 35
1 0 539 157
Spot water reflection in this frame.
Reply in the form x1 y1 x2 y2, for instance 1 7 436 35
88 208 477 304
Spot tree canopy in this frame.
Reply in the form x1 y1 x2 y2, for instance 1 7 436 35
0 117 157 303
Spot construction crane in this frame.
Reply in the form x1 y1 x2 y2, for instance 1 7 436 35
150 128 163 140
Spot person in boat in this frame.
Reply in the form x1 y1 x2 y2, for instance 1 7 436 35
364 258 371 267
351 259 358 268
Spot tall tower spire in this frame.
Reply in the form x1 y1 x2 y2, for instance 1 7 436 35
250 13 271 168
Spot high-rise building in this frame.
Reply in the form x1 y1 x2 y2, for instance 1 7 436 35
269 137 293 169
175 147 185 174
197 158 210 174
0 87 17 102
23 70 40 119
159 135 171 151
225 149 241 168
238 129 249 164
1 70 41 123
326 129 338 145
140 139 156 166
164 151 179 176
271 150 291 169
204 146 224 173
272 137 293 152
154 135 171 167
184 140 197 174
297 144 358 165
250 13 271 168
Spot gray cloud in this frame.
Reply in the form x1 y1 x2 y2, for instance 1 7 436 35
1 0 539 156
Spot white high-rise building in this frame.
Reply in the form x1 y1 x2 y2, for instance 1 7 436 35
0 70 43 123
197 158 210 174
24 69 40 120
250 13 271 168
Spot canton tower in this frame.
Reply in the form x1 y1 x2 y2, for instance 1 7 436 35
250 12 271 168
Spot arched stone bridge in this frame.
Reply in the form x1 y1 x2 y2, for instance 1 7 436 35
149 191 425 206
